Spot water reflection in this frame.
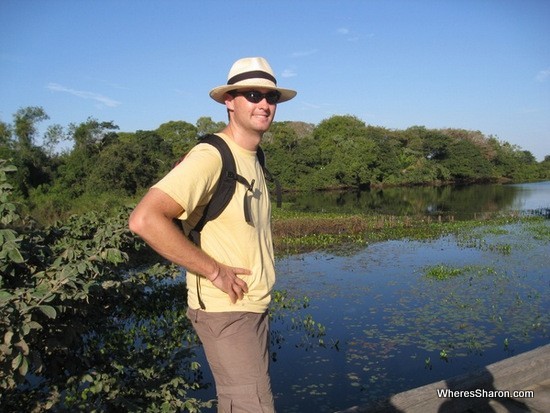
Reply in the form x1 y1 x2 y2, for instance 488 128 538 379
507 181 550 211
287 181 550 219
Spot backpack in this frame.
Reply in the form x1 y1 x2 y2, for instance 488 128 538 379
175 134 281 246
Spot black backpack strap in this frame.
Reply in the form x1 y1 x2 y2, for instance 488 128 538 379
188 134 237 311
188 134 260 243
187 134 237 246
256 147 282 208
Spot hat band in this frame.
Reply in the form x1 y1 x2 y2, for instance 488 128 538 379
227 70 277 86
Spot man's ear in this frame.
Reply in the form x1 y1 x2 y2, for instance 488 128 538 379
224 93 235 111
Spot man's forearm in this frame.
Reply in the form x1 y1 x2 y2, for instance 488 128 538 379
129 207 220 281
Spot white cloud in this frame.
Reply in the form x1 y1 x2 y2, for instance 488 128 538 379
281 69 297 78
535 69 550 82
337 27 361 41
46 83 121 107
301 101 322 109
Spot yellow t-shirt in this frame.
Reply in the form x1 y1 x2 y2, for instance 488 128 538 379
152 133 275 313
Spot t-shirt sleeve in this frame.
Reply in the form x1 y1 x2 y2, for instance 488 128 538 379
152 143 222 221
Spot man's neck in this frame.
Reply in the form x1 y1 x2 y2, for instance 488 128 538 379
222 124 262 151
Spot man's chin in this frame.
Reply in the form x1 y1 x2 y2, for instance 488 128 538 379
253 120 272 133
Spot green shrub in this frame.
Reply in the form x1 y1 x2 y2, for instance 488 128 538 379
1 159 212 412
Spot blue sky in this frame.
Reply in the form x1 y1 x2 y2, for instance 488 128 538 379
1 0 549 160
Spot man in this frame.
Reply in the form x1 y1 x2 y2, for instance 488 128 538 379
129 57 296 412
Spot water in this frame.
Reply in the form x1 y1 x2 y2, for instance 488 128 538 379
286 181 550 220
272 225 549 412
192 182 550 412
506 181 550 211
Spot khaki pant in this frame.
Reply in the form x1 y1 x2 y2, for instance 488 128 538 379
187 308 275 413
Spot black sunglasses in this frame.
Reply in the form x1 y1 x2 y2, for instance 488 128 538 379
230 90 281 104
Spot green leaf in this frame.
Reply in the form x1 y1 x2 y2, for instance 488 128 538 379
15 339 29 355
102 248 124 263
0 290 13 302
4 330 14 345
28 321 43 331
77 262 87 274
1 165 17 172
3 241 24 264
82 374 93 383
19 356 29 376
38 305 57 319
11 353 22 370
32 281 51 298
0 228 16 243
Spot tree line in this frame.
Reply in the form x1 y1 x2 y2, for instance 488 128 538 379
1 106 549 222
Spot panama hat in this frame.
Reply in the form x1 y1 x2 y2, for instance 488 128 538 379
209 57 297 104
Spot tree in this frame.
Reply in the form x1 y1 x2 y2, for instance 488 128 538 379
370 129 404 184
0 121 14 161
423 130 451 161
13 106 49 151
312 115 368 166
196 116 226 137
0 121 12 148
400 126 428 156
69 118 119 154
440 129 497 162
517 150 536 165
53 119 119 199
262 122 303 187
86 130 173 195
331 133 379 187
156 120 198 156
9 107 52 197
42 124 66 156
442 139 494 181
308 115 381 189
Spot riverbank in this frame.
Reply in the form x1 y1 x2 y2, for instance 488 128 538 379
270 210 539 255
